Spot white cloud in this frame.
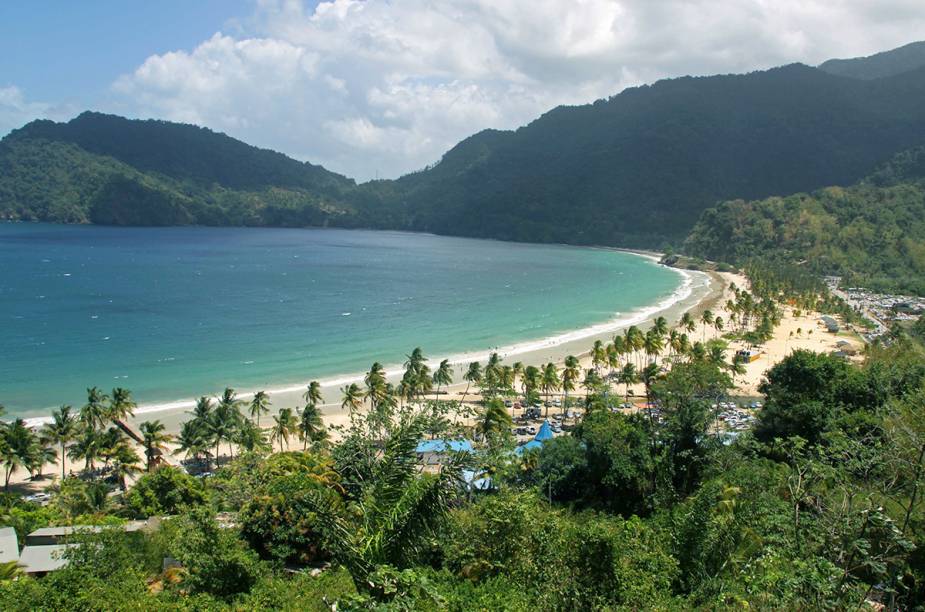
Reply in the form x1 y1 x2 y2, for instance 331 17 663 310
111 0 925 180
0 86 74 137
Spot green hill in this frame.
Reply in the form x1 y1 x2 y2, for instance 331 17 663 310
6 46 925 245
364 62 925 247
819 40 925 80
683 146 925 295
0 113 359 227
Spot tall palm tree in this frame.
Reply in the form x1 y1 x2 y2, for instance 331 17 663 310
81 387 110 431
512 362 525 391
653 316 668 338
713 316 725 337
541 363 560 418
364 362 388 411
174 419 212 462
591 340 606 374
108 387 136 423
644 328 664 365
680 312 696 334
303 381 324 406
25 440 57 480
236 420 271 454
271 408 296 451
190 396 214 424
111 444 142 491
562 355 580 415
41 405 78 480
432 359 454 400
476 398 512 442
299 403 326 450
582 369 602 402
68 427 102 473
461 362 482 405
209 401 240 462
701 310 715 342
218 388 245 420
522 365 541 405
249 391 271 426
1 419 35 489
341 383 364 414
483 352 502 397
139 420 173 472
618 363 638 404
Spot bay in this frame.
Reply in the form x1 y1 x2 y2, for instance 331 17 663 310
0 224 685 417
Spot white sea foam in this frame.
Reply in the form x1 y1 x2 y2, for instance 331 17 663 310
22 258 710 428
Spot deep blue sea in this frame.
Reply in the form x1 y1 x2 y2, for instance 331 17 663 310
0 224 683 417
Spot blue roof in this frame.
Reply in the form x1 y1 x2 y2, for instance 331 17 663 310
515 440 544 455
415 439 474 454
534 420 554 442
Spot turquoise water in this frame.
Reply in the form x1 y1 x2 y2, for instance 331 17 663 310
0 224 682 417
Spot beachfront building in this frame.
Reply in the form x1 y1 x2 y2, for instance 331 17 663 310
515 420 555 455
415 439 474 465
0 527 18 564
821 315 840 333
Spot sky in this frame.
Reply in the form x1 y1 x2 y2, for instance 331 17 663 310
2 1 925 181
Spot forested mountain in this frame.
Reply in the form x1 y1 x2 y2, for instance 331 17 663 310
0 113 360 227
5 43 925 247
683 146 925 294
819 40 925 80
374 62 925 247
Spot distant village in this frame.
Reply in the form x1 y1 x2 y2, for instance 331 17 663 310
824 276 925 339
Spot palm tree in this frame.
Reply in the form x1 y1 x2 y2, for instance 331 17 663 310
483 352 502 397
249 391 271 426
81 387 110 431
522 365 541 405
139 420 172 472
25 441 57 480
591 340 606 374
461 362 482 405
294 416 463 588
701 310 715 342
190 396 214 424
476 398 513 442
1 419 35 489
341 383 363 414
364 362 387 408
174 420 212 462
562 355 580 415
618 363 638 404
653 316 669 338
432 359 454 400
41 405 78 480
541 363 560 418
644 328 664 365
713 316 725 337
582 369 603 402
108 387 136 423
209 401 241 462
680 312 696 334
218 388 245 421
299 403 326 450
111 444 142 491
236 420 271 454
271 408 296 451
303 381 324 406
68 427 102 473
512 362 525 390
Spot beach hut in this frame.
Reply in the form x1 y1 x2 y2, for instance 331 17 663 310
415 439 474 465
0 527 19 564
821 315 840 333
534 420 554 442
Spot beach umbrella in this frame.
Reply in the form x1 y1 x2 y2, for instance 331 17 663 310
534 420 554 442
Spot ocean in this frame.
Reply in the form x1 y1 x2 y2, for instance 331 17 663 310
0 224 689 419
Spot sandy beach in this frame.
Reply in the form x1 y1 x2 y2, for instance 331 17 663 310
5 266 866 494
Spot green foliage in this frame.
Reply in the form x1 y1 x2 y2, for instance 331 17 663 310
124 465 207 518
240 471 342 565
755 350 888 444
686 147 925 295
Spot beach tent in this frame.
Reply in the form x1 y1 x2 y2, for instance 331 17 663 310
515 440 544 455
534 420 554 442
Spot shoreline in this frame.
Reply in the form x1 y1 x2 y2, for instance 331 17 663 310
18 256 713 433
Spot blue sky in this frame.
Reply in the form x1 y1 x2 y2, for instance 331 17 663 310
0 2 254 102
1 1 923 180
